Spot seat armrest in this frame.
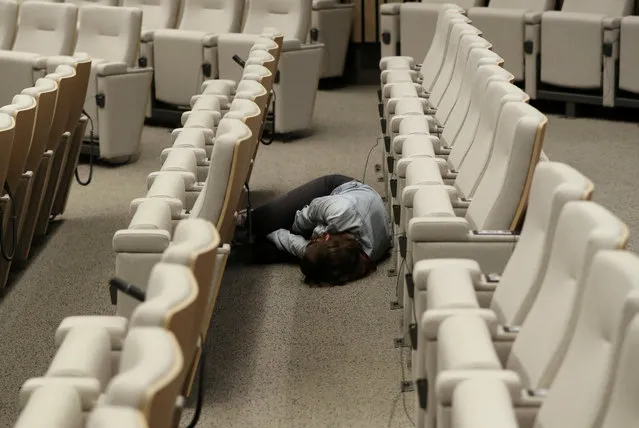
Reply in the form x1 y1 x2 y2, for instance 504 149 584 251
603 16 622 29
380 3 401 15
421 308 499 340
402 183 458 208
141 30 155 42
436 369 522 406
130 175 185 218
56 316 128 350
116 200 173 253
469 7 528 21
524 11 543 25
94 61 128 77
468 230 520 243
313 0 354 9
0 51 47 69
20 377 102 412
426 266 482 310
451 378 519 428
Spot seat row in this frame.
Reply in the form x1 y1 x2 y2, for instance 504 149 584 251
381 0 639 110
377 6 639 428
10 31 283 428
0 0 351 163
0 54 90 290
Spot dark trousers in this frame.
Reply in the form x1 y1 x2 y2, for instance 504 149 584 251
250 174 354 264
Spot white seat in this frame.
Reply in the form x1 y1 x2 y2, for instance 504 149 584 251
617 16 639 103
152 0 245 107
528 0 634 107
311 0 354 79
0 1 77 105
20 327 184 428
421 202 628 428
401 101 546 345
408 162 593 424
378 1 481 63
444 250 639 428
397 81 529 270
0 0 18 50
467 0 555 82
217 0 323 134
73 5 153 161
67 0 121 6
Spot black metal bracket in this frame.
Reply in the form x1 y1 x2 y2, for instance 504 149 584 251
95 94 105 108
523 40 534 55
603 42 613 57
310 28 319 42
406 273 414 299
138 57 148 68
386 155 394 174
390 179 397 198
380 118 387 134
382 31 391 45
202 63 212 78
416 378 428 409
393 204 401 226
399 235 407 258
409 323 418 350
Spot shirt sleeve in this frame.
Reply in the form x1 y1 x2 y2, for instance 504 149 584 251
266 229 309 259
292 197 357 236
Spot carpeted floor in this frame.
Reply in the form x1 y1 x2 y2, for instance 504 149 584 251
0 85 638 427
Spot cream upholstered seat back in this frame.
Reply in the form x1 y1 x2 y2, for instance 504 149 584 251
532 250 639 428
191 118 253 242
12 2 77 55
75 5 142 67
560 0 634 15
21 78 59 173
242 0 310 41
177 0 244 32
453 81 529 200
103 328 183 428
0 94 37 191
0 113 15 196
123 0 181 33
491 162 593 326
487 0 555 11
0 0 18 50
465 102 546 231
598 313 639 428
506 201 628 389
445 64 513 166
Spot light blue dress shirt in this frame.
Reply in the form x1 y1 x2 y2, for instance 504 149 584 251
266 181 391 261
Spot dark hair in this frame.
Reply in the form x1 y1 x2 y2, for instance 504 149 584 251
300 233 375 286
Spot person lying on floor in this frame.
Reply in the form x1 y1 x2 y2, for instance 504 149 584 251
237 174 391 285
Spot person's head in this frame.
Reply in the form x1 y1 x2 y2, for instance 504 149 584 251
300 232 375 286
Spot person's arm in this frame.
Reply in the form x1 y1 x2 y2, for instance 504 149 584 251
266 229 310 259
292 197 356 236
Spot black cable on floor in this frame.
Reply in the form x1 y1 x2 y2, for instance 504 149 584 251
0 182 17 261
75 110 95 186
362 137 381 184
185 346 206 428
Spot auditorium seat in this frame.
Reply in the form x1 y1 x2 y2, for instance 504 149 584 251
311 0 353 79
34 57 90 236
71 5 152 162
0 1 77 106
216 0 323 134
0 93 37 287
128 117 253 234
67 0 121 6
417 202 627 428
408 163 594 424
14 384 148 428
617 16 639 106
152 0 245 108
20 327 184 428
467 0 556 82
0 0 17 50
379 2 481 63
12 77 59 262
399 101 545 347
442 250 639 428
528 0 634 107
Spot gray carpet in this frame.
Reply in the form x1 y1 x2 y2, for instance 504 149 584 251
0 85 638 428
